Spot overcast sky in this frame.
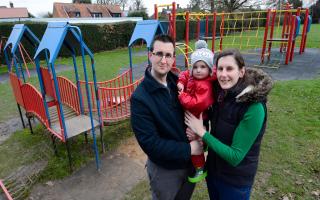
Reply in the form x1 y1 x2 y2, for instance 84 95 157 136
1 0 189 17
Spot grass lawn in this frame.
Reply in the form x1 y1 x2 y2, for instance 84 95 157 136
125 78 320 200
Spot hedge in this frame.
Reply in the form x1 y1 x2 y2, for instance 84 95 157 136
0 21 136 64
0 15 271 63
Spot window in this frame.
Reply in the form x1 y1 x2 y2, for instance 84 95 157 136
75 12 81 17
112 13 121 17
91 13 102 18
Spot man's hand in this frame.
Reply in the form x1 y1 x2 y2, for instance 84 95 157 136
177 82 184 92
190 140 203 155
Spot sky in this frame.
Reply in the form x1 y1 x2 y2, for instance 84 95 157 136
0 0 189 17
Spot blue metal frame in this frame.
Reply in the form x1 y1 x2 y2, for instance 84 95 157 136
128 20 164 80
70 25 102 169
295 16 301 38
4 24 41 82
307 15 312 33
33 22 102 169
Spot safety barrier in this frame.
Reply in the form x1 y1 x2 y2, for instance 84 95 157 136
99 76 143 124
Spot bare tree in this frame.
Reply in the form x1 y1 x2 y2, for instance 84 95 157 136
217 0 249 12
189 0 209 11
189 0 261 12
130 0 145 11
118 0 128 10
96 0 128 10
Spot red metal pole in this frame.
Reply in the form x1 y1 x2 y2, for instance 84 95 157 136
302 9 312 52
220 13 225 51
296 7 301 16
261 9 270 64
212 12 217 53
289 18 298 62
267 10 276 60
154 4 158 19
285 15 296 64
185 12 190 68
172 2 176 43
288 7 301 58
286 11 293 45
280 9 288 52
300 8 309 54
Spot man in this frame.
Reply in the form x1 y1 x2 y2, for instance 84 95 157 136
131 34 201 200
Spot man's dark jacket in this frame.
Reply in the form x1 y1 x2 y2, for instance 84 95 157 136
131 67 191 169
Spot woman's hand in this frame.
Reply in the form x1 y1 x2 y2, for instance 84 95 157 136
185 111 206 138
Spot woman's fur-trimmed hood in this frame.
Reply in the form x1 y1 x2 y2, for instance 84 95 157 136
236 68 274 103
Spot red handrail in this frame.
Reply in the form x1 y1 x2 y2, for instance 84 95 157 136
79 69 133 113
98 77 143 123
40 67 56 101
57 76 81 115
9 72 25 108
79 69 132 88
0 180 13 200
21 83 49 127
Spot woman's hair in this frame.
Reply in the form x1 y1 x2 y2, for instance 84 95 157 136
215 49 245 69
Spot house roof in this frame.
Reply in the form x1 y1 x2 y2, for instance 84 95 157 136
86 4 108 13
106 5 122 14
53 3 122 18
0 8 29 19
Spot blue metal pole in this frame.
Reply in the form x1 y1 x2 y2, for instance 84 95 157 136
4 49 12 72
12 57 20 80
147 47 151 66
129 47 133 83
50 61 68 141
71 26 100 170
17 56 26 83
90 58 102 127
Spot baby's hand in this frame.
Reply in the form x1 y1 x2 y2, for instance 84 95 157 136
186 127 197 141
177 82 184 92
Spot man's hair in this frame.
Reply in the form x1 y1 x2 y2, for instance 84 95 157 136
215 49 245 69
150 34 175 53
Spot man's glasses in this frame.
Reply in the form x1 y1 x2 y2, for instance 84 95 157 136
152 51 175 61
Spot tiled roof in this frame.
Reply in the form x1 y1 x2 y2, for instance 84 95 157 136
106 5 122 14
53 3 121 18
0 8 29 19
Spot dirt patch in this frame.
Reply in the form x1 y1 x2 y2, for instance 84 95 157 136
0 117 25 144
28 136 147 200
116 136 147 167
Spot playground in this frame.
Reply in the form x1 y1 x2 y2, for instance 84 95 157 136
0 2 319 199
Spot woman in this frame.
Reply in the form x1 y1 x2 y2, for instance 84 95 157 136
185 49 273 199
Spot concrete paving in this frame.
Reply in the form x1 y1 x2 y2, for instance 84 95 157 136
29 138 147 200
124 48 320 81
